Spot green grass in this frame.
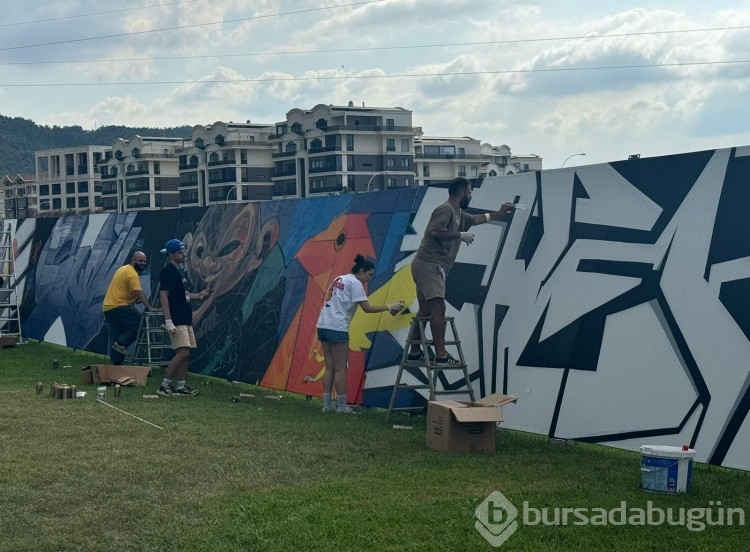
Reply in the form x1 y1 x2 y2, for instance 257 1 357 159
1 341 748 551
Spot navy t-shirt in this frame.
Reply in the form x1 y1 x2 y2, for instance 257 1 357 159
159 263 192 326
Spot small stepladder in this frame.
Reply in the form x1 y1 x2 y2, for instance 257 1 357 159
0 223 22 345
131 311 172 369
385 316 475 422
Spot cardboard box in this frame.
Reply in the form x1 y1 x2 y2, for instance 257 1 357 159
83 364 151 386
426 393 517 453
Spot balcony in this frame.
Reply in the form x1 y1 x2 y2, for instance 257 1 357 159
207 159 236 166
272 151 298 158
179 163 199 170
208 175 238 185
101 173 118 180
125 170 150 176
273 169 297 177
179 180 199 188
308 145 340 154
309 167 338 174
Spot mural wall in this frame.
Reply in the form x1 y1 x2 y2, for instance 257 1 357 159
3 145 750 470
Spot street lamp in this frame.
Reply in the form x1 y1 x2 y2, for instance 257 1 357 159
561 153 586 168
366 170 391 193
225 184 249 204
120 192 148 213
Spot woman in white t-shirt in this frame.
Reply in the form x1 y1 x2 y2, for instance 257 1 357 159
317 254 404 413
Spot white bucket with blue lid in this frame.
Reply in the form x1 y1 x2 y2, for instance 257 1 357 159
639 445 695 493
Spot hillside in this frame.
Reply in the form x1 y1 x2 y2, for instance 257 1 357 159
0 114 193 176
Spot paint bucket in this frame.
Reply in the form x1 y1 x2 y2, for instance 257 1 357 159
639 445 695 493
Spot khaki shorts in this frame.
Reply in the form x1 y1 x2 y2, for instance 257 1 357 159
411 257 446 301
169 325 197 349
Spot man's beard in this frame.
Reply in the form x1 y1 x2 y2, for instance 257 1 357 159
134 264 146 273
460 196 470 209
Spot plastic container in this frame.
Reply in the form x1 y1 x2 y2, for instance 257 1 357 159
640 444 695 493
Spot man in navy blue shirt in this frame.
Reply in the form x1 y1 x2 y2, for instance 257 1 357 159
157 239 211 396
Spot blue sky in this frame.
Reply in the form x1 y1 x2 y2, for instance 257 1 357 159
0 0 748 168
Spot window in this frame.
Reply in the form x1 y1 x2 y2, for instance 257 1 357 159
66 197 76 209
189 155 199 166
458 165 466 177
386 118 395 129
401 139 409 152
285 142 297 153
387 158 395 168
346 135 354 151
315 118 328 130
115 150 123 160
53 198 62 210
52 184 61 195
78 182 88 193
386 139 395 151
386 178 395 187
400 158 409 168
291 123 302 134
522 163 530 172
132 147 140 157
78 196 89 208
240 150 247 164
127 164 135 174
310 138 322 150
210 152 220 163
40 184 49 196
458 147 466 158
276 124 287 135
423 164 430 177
471 166 478 177
195 138 205 149
215 135 225 146
154 162 160 174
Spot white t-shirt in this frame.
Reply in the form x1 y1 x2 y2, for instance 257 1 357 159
316 273 368 332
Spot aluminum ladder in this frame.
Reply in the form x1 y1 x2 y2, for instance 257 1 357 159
386 316 475 422
131 311 172 368
0 223 22 345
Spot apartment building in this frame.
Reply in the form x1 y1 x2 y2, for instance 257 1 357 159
98 136 182 212
2 173 36 219
177 121 276 206
269 102 420 197
34 146 109 214
415 137 543 186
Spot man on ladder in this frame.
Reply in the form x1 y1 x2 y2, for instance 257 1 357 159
102 251 159 364
409 177 515 363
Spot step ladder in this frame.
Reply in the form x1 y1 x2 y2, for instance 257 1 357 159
0 223 22 345
131 311 172 368
386 316 475 422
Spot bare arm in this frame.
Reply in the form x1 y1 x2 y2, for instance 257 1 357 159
160 290 172 321
357 300 403 314
134 290 158 311
471 202 516 225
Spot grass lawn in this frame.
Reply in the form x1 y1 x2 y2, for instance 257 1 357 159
1 341 748 551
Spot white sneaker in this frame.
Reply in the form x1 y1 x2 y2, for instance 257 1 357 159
337 406 358 414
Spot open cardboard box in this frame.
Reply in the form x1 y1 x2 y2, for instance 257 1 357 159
81 364 151 386
426 393 518 453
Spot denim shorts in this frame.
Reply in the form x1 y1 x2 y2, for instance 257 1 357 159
317 328 349 343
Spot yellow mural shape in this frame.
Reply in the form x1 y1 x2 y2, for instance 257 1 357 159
349 265 416 352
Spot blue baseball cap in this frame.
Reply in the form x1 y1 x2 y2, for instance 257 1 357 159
160 239 186 254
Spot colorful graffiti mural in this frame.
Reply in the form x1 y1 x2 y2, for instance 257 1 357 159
5 145 750 470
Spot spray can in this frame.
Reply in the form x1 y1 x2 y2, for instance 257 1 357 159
50 381 58 397
52 358 59 370
114 384 121 398
70 385 77 399
36 382 43 395
96 386 106 400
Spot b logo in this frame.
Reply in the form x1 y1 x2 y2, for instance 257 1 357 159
475 491 518 547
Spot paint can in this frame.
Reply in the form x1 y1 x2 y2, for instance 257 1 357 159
640 445 695 493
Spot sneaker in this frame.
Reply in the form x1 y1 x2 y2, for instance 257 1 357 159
337 406 359 414
173 385 199 396
111 342 128 355
407 348 435 361
157 384 174 397
434 353 461 365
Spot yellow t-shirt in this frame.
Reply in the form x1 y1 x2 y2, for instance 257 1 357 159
102 265 142 312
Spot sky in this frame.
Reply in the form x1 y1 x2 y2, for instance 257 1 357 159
1 0 749 168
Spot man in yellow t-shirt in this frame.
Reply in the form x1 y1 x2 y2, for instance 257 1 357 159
103 251 159 364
